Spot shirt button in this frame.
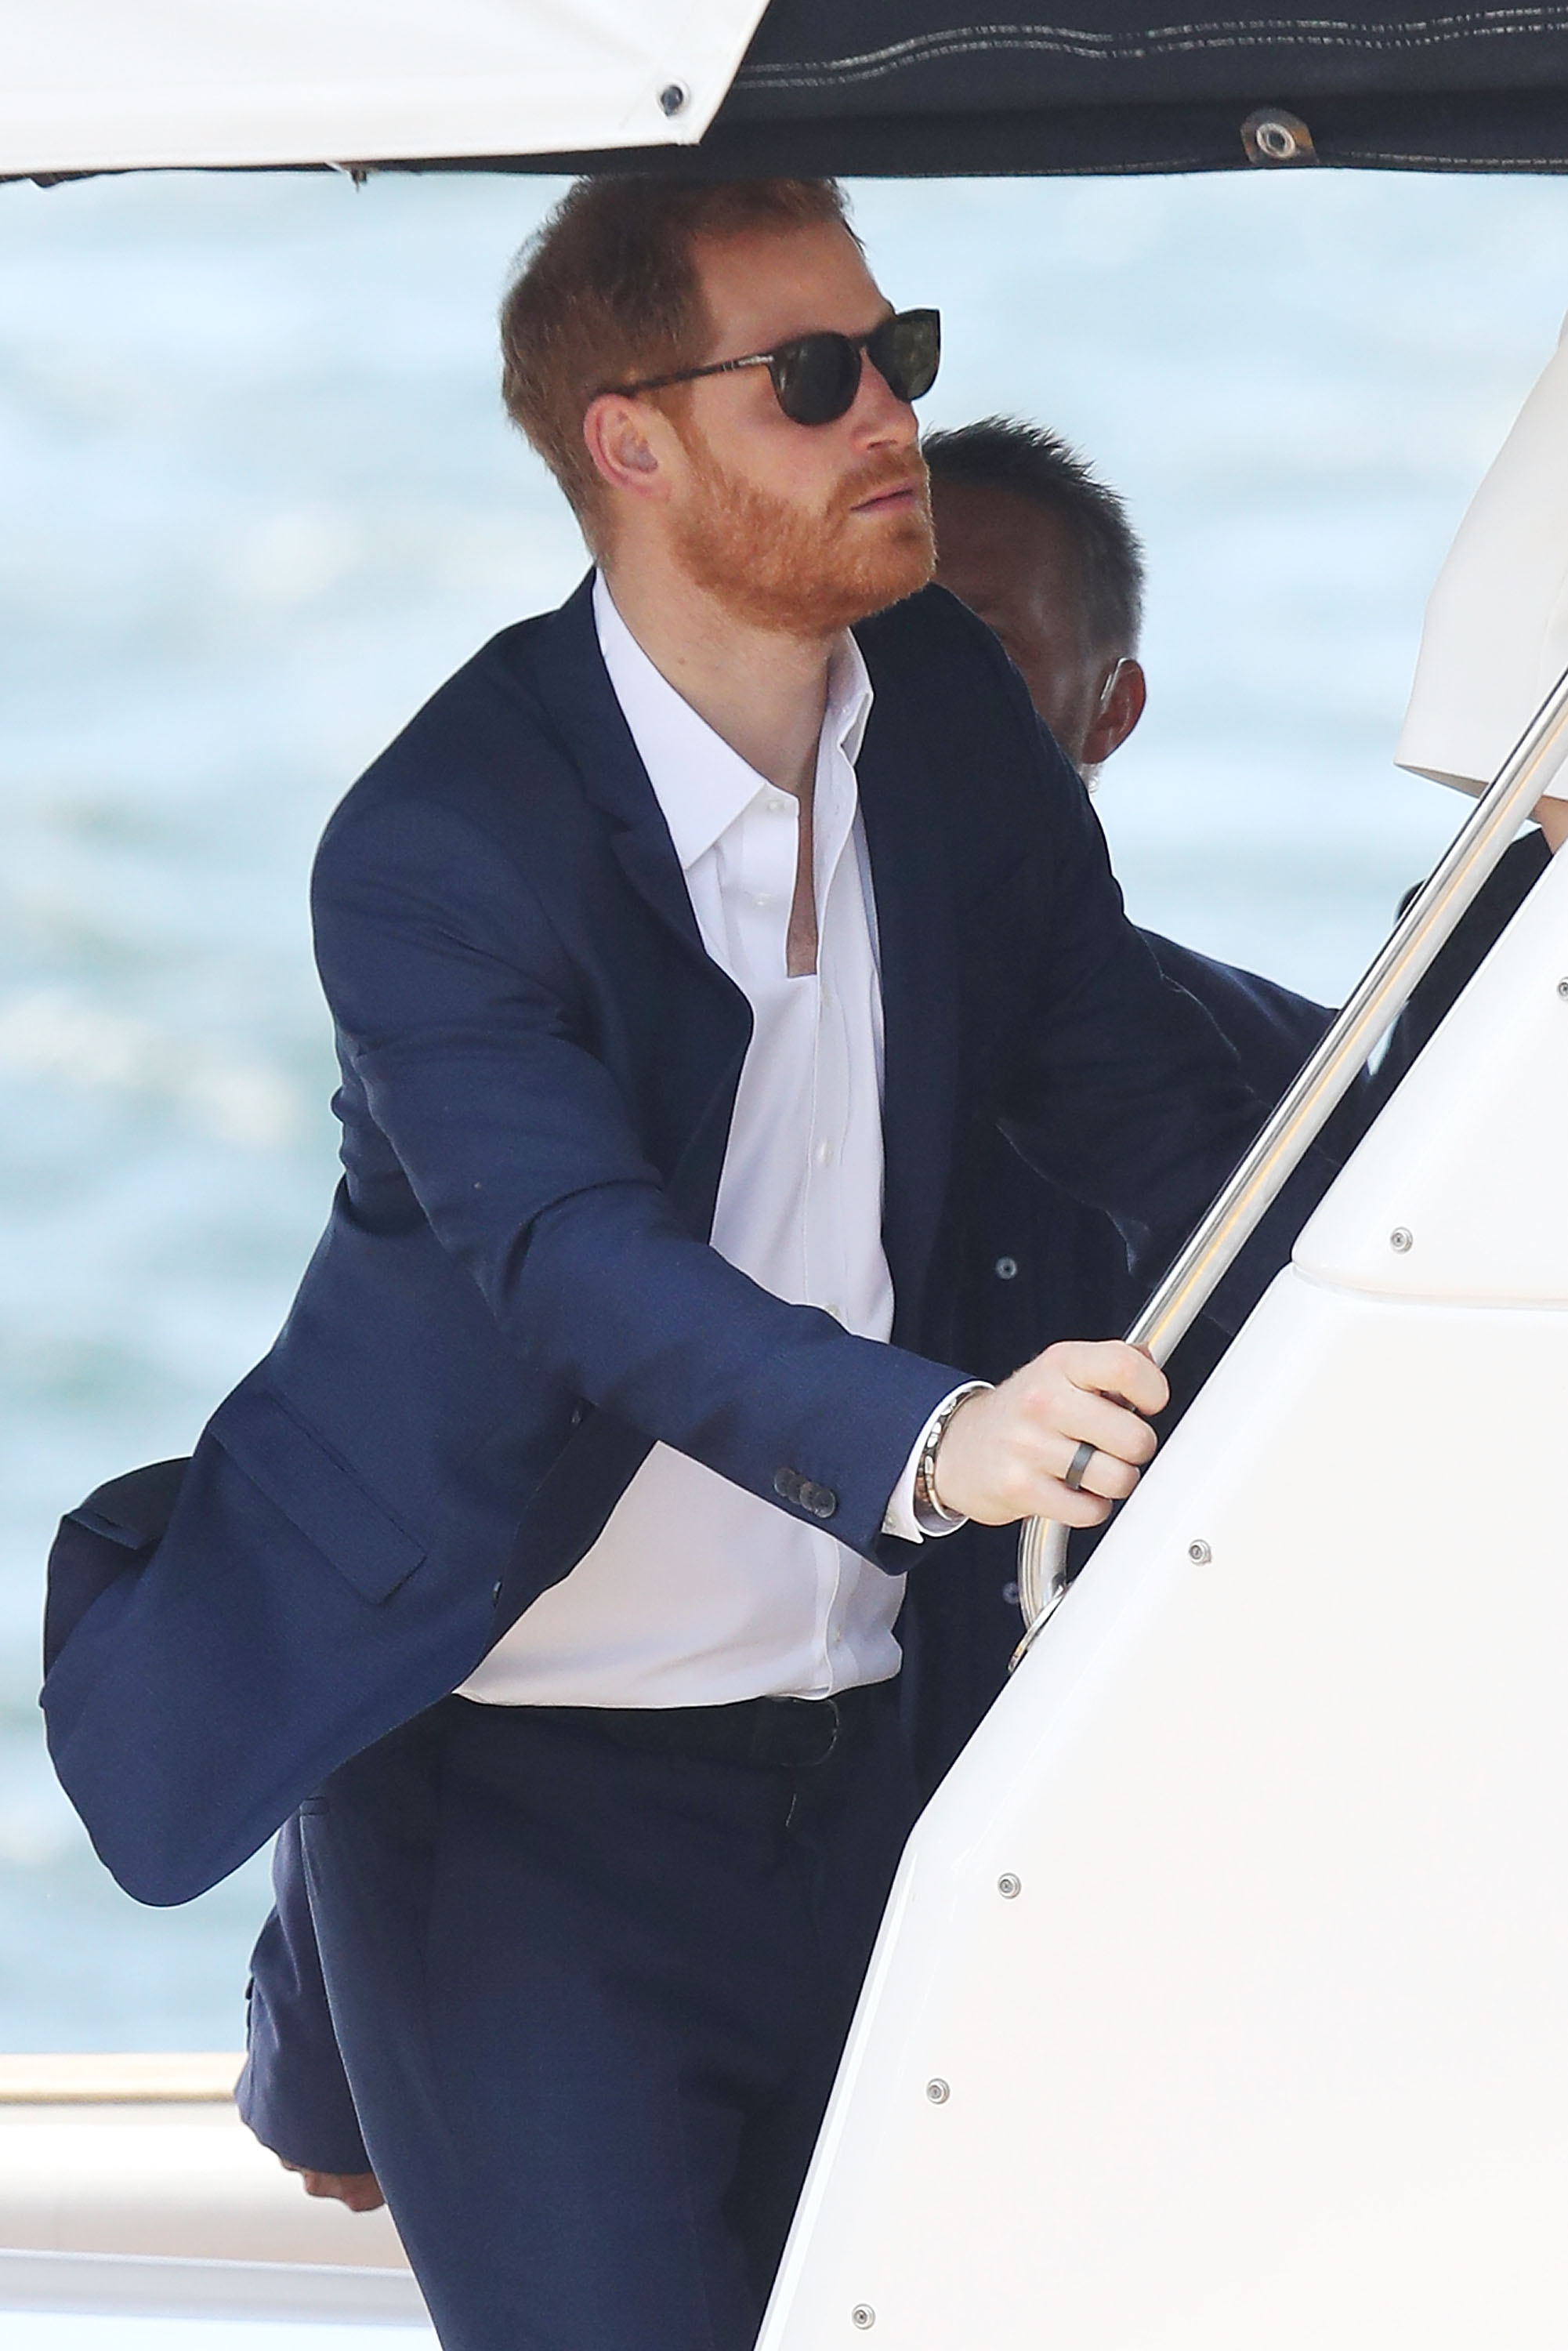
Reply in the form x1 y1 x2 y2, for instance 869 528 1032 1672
817 1139 835 1167
767 793 790 814
752 893 773 909
824 1302 843 1323
831 1628 843 1647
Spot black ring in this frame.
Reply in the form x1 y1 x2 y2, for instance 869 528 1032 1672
1063 1440 1096 1493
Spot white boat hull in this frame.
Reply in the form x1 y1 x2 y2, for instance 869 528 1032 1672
761 836 1568 2347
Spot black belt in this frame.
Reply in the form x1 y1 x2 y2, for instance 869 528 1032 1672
471 1679 894 1771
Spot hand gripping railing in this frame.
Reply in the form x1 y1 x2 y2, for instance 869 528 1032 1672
1014 664 1568 1667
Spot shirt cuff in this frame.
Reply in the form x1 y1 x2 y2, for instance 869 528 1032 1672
881 1382 992 1544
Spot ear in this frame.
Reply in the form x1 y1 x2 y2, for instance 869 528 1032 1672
582 393 674 504
1080 657 1146 770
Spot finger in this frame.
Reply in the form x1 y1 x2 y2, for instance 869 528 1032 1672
1041 1478 1115 1528
301 2171 386 2212
1030 1385 1157 1469
1049 1339 1168 1418
1056 1439 1142 1503
960 1457 1114 1529
1004 1453 1121 1527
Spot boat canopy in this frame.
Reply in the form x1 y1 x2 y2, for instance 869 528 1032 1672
0 0 773 180
4 0 1568 184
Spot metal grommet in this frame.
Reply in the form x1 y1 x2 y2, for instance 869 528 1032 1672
998 1873 1022 1899
658 81 690 116
994 1255 1019 1281
925 2078 951 2105
1389 1226 1413 1254
1241 107 1316 165
851 2308 876 2332
1187 1539 1211 1566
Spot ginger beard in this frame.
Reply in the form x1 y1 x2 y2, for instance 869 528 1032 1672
668 426 936 636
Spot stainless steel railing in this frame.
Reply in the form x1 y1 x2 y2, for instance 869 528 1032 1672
1014 665 1568 1663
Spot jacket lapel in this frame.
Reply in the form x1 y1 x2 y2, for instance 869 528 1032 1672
520 580 962 1335
519 578 751 1241
523 574 712 969
856 679 961 1348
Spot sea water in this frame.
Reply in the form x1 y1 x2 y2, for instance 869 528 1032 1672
0 164 1563 2049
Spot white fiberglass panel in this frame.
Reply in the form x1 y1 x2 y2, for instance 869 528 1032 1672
0 0 770 176
1399 307 1568 801
760 1270 1568 2349
1296 831 1568 1302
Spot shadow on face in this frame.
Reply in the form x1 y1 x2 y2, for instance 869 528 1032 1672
930 477 1144 774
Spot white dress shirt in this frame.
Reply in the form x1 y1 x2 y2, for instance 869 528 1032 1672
461 576 965 1712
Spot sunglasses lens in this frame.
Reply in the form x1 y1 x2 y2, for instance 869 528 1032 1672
771 333 862 426
869 310 941 404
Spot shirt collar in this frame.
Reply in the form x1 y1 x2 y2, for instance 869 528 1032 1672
592 571 872 873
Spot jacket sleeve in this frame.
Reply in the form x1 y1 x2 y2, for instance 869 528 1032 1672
986 688 1336 1330
1141 933 1333 1103
311 787 962 1568
236 1818 371 2178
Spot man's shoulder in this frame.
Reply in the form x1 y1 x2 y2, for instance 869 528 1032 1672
855 581 1025 701
1141 930 1333 1105
854 584 1076 820
317 578 604 869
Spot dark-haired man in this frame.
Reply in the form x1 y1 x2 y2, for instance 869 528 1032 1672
895 419 1338 1789
927 416 1150 780
927 418 1338 1094
45 182 1323 2351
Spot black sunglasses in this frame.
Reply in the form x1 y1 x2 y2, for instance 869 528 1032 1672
604 308 941 429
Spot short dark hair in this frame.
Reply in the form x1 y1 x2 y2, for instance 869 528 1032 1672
501 176 856 545
923 416 1144 653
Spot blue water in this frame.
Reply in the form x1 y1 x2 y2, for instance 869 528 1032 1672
1 162 1565 2049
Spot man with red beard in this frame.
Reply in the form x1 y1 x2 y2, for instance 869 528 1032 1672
47 176 1317 2351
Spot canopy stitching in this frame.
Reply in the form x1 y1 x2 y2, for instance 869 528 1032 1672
737 5 1568 85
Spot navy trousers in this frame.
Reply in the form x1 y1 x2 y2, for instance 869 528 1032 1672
298 1684 917 2351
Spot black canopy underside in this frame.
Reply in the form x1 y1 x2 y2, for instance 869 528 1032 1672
480 0 1568 177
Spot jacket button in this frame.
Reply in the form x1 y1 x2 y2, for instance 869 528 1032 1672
569 1404 585 1428
799 1480 838 1520
994 1255 1019 1281
491 1581 503 1606
773 1467 802 1505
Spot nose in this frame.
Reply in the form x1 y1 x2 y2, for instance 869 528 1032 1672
852 350 919 447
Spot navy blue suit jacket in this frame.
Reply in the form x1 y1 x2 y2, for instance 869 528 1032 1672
950 933 1334 1391
43 577 1293 1910
904 937 1335 1795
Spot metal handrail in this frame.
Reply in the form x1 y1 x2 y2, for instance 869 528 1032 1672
1014 663 1568 1663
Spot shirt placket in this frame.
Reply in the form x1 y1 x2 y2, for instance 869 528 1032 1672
805 737 864 1687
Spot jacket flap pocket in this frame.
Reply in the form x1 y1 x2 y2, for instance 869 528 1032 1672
211 1385 425 1604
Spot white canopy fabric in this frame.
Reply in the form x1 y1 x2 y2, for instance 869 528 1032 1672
0 0 771 177
1399 310 1568 805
